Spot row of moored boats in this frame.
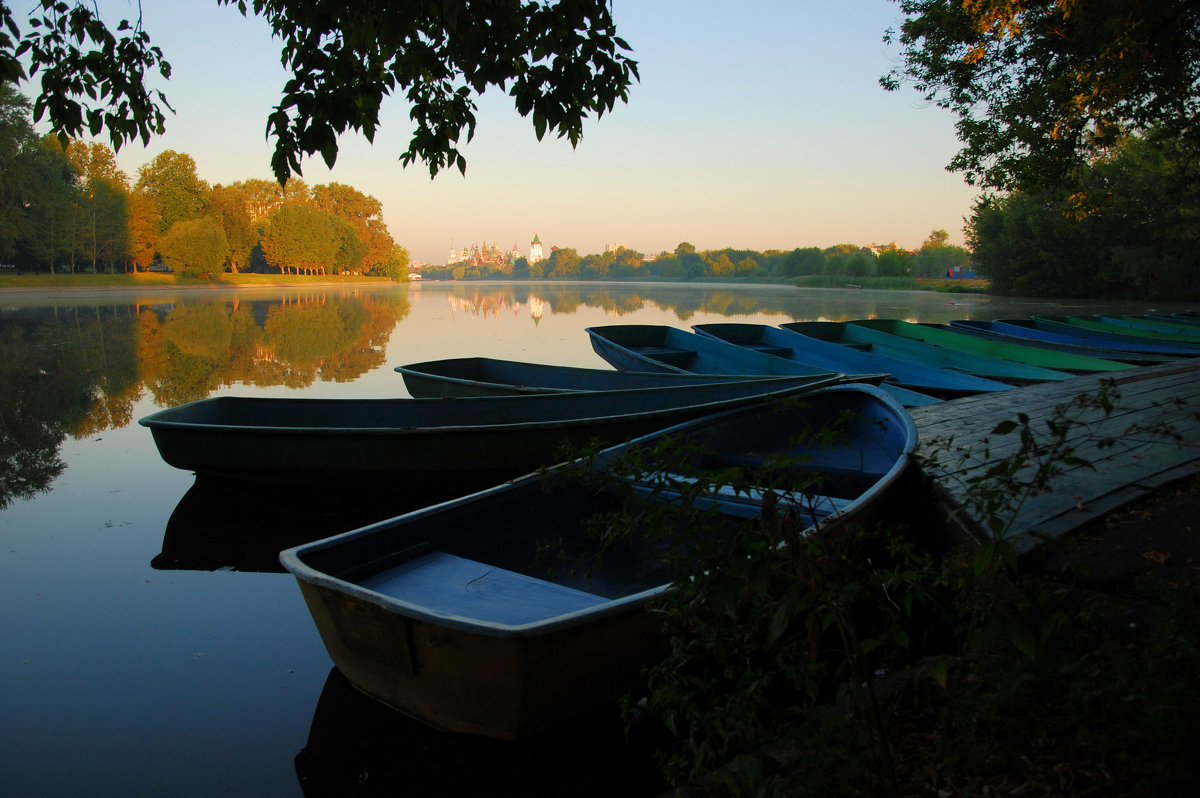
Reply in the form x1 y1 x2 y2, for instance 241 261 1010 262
139 312 1200 739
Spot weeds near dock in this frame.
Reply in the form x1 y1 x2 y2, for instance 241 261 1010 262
568 380 1200 797
917 378 1186 659
552 402 937 793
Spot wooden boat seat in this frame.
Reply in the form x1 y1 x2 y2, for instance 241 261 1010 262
746 344 793 358
630 345 697 369
358 552 608 626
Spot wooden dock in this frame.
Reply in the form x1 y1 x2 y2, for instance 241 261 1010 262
909 359 1200 553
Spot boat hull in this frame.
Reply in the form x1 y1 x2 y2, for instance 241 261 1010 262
782 320 1073 383
395 356 801 398
139 379 840 489
692 322 1009 398
582 324 937 405
281 385 916 739
947 319 1179 364
851 318 1130 374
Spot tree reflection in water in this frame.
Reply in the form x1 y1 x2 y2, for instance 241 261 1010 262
0 290 411 507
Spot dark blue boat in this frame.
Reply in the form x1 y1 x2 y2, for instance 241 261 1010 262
138 376 842 492
1032 316 1200 350
692 322 1010 399
947 319 1179 365
395 356 801 398
585 324 939 407
780 321 1072 384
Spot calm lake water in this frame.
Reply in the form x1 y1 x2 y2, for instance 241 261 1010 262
1 281 1186 797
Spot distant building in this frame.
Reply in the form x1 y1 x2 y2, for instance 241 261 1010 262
529 234 544 264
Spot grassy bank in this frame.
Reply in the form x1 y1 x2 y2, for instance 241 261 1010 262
0 272 396 289
0 272 991 292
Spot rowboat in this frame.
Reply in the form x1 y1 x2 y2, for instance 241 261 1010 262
946 319 1181 364
395 356 797 398
692 322 1011 398
781 321 1073 383
1093 314 1200 341
849 318 1131 374
585 324 937 407
1035 315 1200 345
980 317 1200 358
1143 313 1200 328
280 383 916 739
138 377 842 494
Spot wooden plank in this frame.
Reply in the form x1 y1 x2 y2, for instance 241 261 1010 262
912 360 1200 552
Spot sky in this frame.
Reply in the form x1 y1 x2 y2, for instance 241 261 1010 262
47 1 981 265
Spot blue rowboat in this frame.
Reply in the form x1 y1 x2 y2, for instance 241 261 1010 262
975 318 1200 358
946 320 1177 365
1036 315 1200 345
1136 314 1200 328
850 318 1131 374
1095 315 1200 340
585 323 938 407
781 321 1073 384
280 383 916 740
138 375 842 493
395 356 801 398
691 322 1010 399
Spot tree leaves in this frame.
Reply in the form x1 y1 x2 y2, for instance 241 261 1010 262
2 1 636 185
884 0 1200 195
221 0 638 183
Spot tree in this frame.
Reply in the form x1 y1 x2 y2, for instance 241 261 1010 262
883 1 1200 195
776 247 825 277
1 2 637 183
238 177 309 222
260 203 360 275
124 191 158 272
823 244 876 278
377 244 411 282
206 184 257 273
20 136 77 272
0 81 35 261
546 247 581 279
135 150 207 234
873 243 912 278
969 133 1200 299
910 229 971 278
65 141 129 273
158 216 228 278
311 183 394 271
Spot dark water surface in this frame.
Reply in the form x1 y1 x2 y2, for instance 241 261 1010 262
0 282 1183 797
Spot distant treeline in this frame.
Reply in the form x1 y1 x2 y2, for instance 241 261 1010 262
421 234 973 283
0 83 409 280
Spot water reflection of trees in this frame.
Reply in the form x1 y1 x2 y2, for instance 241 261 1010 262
138 292 410 404
436 283 810 321
0 291 410 505
1 304 142 507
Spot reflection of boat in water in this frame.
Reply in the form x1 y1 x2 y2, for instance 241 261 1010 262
153 477 433 573
294 668 663 798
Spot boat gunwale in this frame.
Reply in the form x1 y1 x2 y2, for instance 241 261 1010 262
279 383 917 638
137 376 846 436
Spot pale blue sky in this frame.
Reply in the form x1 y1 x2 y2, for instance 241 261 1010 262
60 1 978 264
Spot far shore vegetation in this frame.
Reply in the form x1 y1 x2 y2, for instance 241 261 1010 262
0 269 992 295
